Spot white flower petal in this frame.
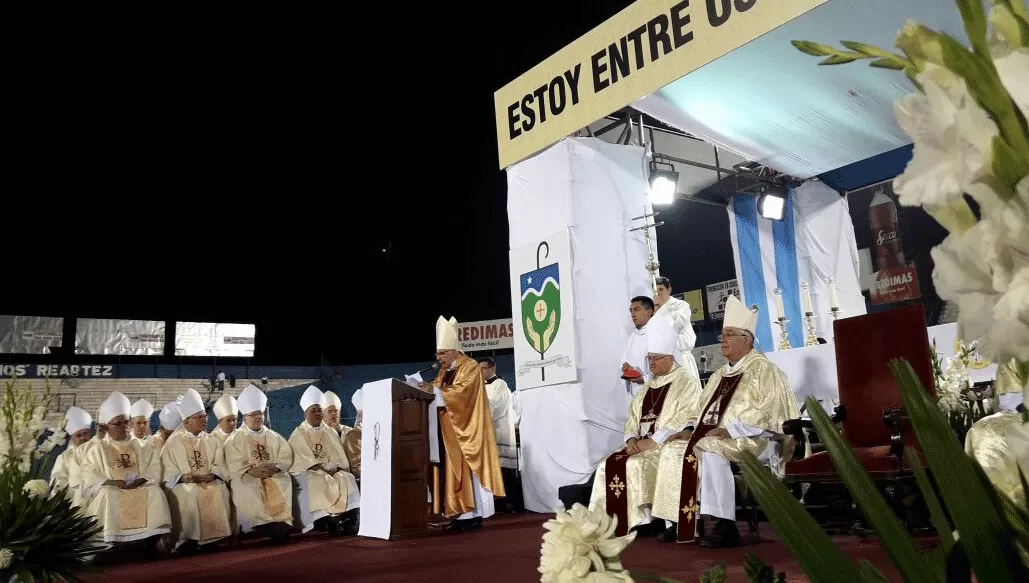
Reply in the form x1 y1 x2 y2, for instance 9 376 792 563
995 49 1029 121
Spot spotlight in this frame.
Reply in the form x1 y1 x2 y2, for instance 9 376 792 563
648 159 678 206
757 184 788 221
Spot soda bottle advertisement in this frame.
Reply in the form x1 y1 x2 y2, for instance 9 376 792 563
850 181 921 305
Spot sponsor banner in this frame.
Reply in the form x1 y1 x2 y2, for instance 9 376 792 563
175 322 255 357
705 279 740 320
75 318 165 355
682 289 705 322
0 315 64 354
458 319 514 352
870 263 921 305
0 363 117 379
494 0 829 169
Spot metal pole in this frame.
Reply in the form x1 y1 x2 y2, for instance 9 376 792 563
654 153 758 180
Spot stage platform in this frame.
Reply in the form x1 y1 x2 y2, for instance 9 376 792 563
84 513 936 582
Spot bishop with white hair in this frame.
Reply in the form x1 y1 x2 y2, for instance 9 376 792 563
288 385 360 535
78 391 172 549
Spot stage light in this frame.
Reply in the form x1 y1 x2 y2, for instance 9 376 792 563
758 185 787 221
648 160 678 206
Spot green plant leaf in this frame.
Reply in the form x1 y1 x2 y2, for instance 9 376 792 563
791 40 838 56
820 54 861 65
991 135 1029 195
904 67 924 91
839 40 892 57
855 559 889 583
955 0 991 58
805 396 937 582
906 447 955 553
889 360 1025 582
869 58 907 70
739 454 866 583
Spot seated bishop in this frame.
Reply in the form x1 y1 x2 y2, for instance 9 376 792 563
160 388 234 551
130 399 155 444
652 295 800 546
288 385 360 536
588 315 702 537
223 384 295 543
78 391 172 549
150 402 182 455
341 389 362 479
322 390 353 438
211 393 239 445
50 406 93 507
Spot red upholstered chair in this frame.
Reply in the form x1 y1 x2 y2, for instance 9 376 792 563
783 304 935 525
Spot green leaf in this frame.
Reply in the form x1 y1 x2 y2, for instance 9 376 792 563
855 559 890 583
955 0 991 59
906 447 955 553
791 40 838 56
904 67 924 91
869 58 907 70
840 40 892 57
820 54 860 65
889 360 1025 582
805 396 937 583
991 135 1029 195
739 453 866 583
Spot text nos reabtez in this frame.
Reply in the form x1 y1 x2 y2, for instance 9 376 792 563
506 0 758 141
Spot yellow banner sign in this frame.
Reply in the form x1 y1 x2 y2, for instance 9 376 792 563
683 289 705 322
494 0 828 169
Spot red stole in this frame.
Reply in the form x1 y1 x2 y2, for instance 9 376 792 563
675 374 744 543
604 382 672 536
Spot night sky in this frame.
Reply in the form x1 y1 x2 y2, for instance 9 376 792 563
8 2 638 366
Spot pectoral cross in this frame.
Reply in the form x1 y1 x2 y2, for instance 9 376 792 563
608 475 626 498
629 205 664 296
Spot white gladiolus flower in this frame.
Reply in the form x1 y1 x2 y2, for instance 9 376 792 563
539 504 637 583
23 479 50 499
986 268 1029 363
0 547 13 569
994 49 1029 121
893 64 1000 209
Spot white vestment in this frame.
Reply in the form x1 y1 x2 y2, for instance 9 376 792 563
485 377 518 469
211 427 234 445
288 422 361 533
224 426 295 532
50 444 84 506
656 297 699 379
621 325 651 397
160 431 234 546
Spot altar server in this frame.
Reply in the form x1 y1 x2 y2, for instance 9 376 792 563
654 277 699 379
588 315 702 537
652 296 799 546
224 384 294 542
622 296 656 396
160 388 233 550
288 385 360 535
211 393 239 444
418 316 505 532
50 406 93 505
78 391 172 546
129 399 155 442
479 357 517 471
323 390 353 437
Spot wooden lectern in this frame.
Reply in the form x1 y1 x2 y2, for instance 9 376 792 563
386 379 435 540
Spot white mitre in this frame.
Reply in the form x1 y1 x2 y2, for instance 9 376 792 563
723 294 759 334
436 315 459 351
179 388 206 419
159 403 183 431
351 388 363 413
65 406 92 435
98 392 131 424
646 314 679 356
300 385 325 411
213 394 238 420
324 391 343 411
237 384 267 415
130 399 154 420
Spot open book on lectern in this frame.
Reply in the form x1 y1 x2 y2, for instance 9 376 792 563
355 377 441 540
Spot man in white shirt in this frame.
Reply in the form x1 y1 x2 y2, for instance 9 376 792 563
622 296 656 396
654 276 699 380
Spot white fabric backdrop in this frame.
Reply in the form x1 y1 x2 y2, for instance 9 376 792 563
507 137 653 512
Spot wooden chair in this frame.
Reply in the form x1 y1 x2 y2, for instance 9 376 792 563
782 304 936 530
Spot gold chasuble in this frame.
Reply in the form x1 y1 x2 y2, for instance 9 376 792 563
652 351 799 542
433 354 505 517
224 427 295 528
78 436 171 543
288 422 356 516
160 432 234 544
342 426 362 479
588 365 700 536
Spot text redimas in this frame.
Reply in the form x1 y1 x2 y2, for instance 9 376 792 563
459 323 514 342
505 0 758 141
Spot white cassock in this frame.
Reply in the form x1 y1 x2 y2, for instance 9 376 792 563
656 297 699 379
50 444 85 506
288 422 361 533
224 426 295 532
78 436 172 543
160 431 234 547
622 324 651 397
485 376 518 470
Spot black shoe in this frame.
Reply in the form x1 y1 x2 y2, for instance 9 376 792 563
699 519 741 548
443 516 483 532
327 516 343 536
339 509 360 536
657 523 678 543
629 520 666 537
268 522 291 543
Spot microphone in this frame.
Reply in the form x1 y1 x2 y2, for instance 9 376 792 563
414 362 439 376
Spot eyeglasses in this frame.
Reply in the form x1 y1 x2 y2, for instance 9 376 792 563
719 331 750 341
646 355 672 362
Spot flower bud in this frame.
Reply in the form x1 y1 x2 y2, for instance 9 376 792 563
989 4 1028 50
896 20 947 67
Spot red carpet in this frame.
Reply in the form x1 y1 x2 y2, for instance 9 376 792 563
84 514 935 582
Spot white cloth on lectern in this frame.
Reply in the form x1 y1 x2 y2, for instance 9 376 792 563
696 420 778 521
293 472 360 533
356 379 393 540
455 473 496 520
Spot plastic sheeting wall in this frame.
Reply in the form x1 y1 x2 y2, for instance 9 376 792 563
0 315 63 354
75 318 166 355
728 180 866 350
507 138 654 512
